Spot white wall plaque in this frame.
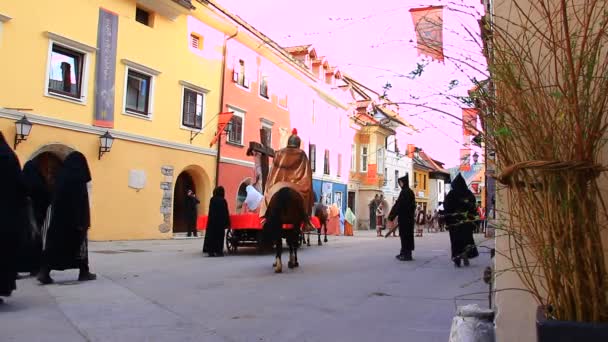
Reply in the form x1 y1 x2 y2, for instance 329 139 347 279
129 170 147 190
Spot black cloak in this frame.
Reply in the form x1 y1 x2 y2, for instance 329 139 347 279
0 132 24 296
22 159 50 227
16 159 49 273
388 174 417 252
444 174 479 259
203 187 230 255
43 151 92 270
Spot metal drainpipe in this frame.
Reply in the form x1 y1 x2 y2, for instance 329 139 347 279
215 27 239 188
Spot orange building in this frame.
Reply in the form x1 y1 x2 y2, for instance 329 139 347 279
216 38 296 213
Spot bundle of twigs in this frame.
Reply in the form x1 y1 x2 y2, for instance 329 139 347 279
476 0 608 322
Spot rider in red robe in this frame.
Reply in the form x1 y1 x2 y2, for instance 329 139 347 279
259 129 314 218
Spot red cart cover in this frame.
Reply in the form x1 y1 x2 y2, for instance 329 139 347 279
197 214 321 231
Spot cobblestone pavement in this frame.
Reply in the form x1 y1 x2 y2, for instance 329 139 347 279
0 230 493 342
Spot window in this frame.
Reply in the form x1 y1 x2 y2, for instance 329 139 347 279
232 59 249 88
125 69 151 116
259 74 269 99
337 153 342 177
136 7 151 26
227 108 244 145
383 168 388 185
361 145 368 172
324 149 330 175
309 144 316 172
423 174 427 190
261 124 272 147
377 148 385 174
395 170 399 188
350 144 356 171
182 88 204 129
190 34 201 50
47 44 84 99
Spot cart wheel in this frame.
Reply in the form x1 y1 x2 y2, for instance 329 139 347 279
226 229 237 253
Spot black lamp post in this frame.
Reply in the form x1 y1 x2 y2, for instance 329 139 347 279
14 115 33 149
98 131 114 160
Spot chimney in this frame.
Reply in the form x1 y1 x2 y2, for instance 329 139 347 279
407 144 415 158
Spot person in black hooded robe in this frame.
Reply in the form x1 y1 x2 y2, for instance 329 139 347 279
203 186 230 257
388 174 416 261
16 159 50 275
444 173 479 267
38 151 96 284
0 131 25 303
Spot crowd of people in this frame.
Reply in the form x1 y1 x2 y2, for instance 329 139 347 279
1 132 96 305
1 124 485 307
372 173 483 267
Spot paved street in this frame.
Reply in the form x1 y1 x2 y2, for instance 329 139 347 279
1 231 493 342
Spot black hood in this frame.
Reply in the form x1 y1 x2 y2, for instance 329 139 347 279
0 131 8 150
398 174 409 189
62 151 92 183
451 173 468 193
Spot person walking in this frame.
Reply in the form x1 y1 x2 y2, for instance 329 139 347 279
16 159 50 277
444 174 479 267
0 132 25 303
387 174 416 261
368 194 379 231
37 151 96 285
415 205 426 237
203 186 230 257
185 189 200 237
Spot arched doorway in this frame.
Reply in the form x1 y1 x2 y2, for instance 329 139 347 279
28 144 76 194
34 151 64 194
173 171 196 233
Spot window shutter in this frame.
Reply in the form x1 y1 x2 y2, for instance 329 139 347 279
190 34 199 49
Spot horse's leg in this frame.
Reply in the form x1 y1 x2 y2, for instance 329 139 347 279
317 227 322 246
288 233 296 269
294 233 300 268
324 222 328 243
306 231 311 246
274 236 282 273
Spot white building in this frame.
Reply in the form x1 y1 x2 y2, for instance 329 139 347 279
381 134 413 209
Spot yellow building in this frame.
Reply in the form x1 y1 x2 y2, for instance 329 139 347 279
0 0 239 240
413 163 431 211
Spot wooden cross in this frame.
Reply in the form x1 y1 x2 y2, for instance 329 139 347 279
247 128 275 193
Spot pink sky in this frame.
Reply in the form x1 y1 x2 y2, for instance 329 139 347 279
216 0 487 167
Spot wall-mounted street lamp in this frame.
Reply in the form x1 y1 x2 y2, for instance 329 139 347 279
473 151 479 164
14 115 33 149
98 131 115 160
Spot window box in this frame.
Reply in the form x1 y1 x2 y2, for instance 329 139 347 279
361 145 369 172
121 59 160 119
309 144 316 172
182 89 204 129
44 32 95 104
227 107 245 145
324 149 330 175
125 69 151 116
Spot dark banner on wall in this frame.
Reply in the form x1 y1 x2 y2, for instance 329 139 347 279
94 8 118 128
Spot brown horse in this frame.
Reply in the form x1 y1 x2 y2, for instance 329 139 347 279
261 187 309 273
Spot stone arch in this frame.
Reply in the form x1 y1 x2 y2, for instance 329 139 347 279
27 143 78 194
235 177 253 214
170 164 210 235
28 143 77 162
